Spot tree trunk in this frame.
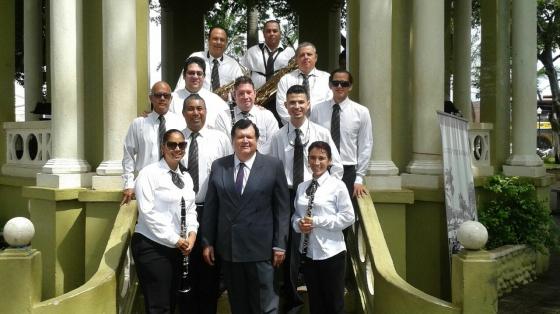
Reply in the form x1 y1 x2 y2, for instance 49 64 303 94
247 5 258 48
538 47 560 162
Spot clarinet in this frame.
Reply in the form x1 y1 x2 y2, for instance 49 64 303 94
178 197 192 294
301 181 317 259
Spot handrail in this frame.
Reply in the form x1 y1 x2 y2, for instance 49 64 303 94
32 202 138 314
346 194 461 313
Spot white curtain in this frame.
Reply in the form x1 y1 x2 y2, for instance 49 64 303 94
438 112 477 255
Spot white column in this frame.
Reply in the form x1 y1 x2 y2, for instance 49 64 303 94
24 0 43 122
359 0 400 190
503 0 544 177
92 0 137 190
402 0 445 189
453 0 472 121
38 0 92 188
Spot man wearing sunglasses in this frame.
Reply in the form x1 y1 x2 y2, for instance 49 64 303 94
310 69 373 199
170 56 229 130
121 81 187 205
180 94 232 314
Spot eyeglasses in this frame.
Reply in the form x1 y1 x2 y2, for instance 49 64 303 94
165 141 187 150
330 80 351 88
186 71 204 77
152 92 172 99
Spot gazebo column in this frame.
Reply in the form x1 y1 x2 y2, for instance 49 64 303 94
92 0 138 189
37 0 92 188
160 0 212 87
503 0 544 177
360 0 400 189
402 0 445 189
0 0 15 168
346 0 360 99
453 0 472 121
480 0 510 168
24 0 43 121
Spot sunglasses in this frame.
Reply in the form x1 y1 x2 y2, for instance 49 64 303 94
165 141 187 150
152 92 172 100
330 80 351 88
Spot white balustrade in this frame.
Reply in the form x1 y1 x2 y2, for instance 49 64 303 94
2 121 52 178
468 122 495 177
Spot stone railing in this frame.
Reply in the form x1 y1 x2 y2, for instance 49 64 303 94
468 122 494 177
2 121 51 178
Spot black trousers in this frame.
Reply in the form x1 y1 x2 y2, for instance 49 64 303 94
341 165 357 199
132 233 180 314
179 204 221 314
281 189 304 310
302 251 346 314
222 260 279 314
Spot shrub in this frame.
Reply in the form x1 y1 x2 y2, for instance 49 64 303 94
478 175 560 252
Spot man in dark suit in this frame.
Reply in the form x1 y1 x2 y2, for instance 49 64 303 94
201 119 290 314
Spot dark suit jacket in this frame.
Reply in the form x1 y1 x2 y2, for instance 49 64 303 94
201 152 290 262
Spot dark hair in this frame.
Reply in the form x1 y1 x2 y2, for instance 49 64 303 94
234 76 255 91
183 56 206 75
160 129 188 173
263 20 281 30
308 141 332 159
183 94 206 112
286 84 309 100
231 119 260 140
208 26 228 39
329 69 353 85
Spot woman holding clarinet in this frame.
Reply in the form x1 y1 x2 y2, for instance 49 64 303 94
293 141 355 314
131 129 198 313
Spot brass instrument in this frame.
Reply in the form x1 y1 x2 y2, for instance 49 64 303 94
255 58 297 106
213 58 298 107
178 197 191 294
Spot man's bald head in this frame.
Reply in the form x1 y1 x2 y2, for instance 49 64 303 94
150 81 173 115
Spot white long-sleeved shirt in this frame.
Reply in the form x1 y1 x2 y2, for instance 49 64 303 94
134 159 198 248
310 97 373 184
292 171 355 260
275 68 332 124
182 126 233 203
122 111 186 189
174 51 245 92
263 119 343 188
214 105 279 152
240 43 295 89
170 87 228 130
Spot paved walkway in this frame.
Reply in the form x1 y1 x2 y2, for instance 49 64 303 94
498 213 560 314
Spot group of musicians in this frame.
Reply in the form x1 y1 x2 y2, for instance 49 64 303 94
123 20 373 314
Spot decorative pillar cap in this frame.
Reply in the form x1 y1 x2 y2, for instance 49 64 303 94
3 217 35 248
457 220 488 250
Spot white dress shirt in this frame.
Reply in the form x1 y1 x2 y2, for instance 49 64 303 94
275 68 332 124
310 97 373 184
170 88 228 130
135 159 199 248
292 171 355 260
122 111 186 189
182 126 233 203
233 153 256 195
263 119 343 188
241 43 295 89
174 51 245 92
215 105 279 152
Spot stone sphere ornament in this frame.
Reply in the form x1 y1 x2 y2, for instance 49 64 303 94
457 220 488 250
3 217 35 247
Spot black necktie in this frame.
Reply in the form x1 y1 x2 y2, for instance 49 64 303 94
331 104 341 152
188 132 199 193
211 59 220 91
306 179 318 196
265 49 275 81
158 115 166 157
170 170 184 189
301 73 309 95
293 129 304 189
235 163 245 195
240 111 249 120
